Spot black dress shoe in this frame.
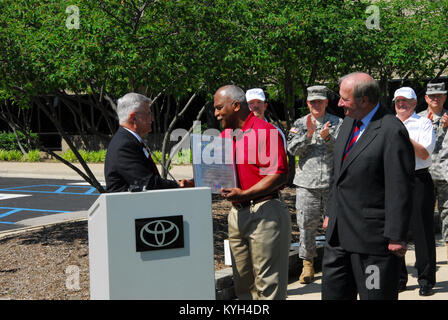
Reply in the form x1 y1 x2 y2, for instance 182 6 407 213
419 286 434 296
398 282 407 292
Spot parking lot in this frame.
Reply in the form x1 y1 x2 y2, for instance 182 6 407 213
0 177 101 232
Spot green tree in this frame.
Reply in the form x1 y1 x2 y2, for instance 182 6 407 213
355 0 448 104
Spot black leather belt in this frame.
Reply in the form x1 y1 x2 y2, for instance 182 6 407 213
232 192 280 210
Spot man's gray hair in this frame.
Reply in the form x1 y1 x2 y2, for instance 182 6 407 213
116 93 152 123
219 85 249 110
339 72 380 105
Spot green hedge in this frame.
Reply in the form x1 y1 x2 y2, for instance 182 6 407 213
0 149 40 162
0 148 193 164
0 131 38 151
150 150 192 165
60 149 107 163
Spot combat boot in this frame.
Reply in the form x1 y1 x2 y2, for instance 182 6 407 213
299 258 315 284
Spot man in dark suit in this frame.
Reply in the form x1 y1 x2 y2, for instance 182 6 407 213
105 92 192 192
321 72 415 300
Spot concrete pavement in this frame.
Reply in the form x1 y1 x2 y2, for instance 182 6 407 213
287 235 448 300
1 161 448 300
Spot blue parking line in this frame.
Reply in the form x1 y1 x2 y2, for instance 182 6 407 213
0 207 68 218
0 208 21 218
0 184 53 190
0 184 100 195
84 187 97 194
0 207 70 223
54 186 67 193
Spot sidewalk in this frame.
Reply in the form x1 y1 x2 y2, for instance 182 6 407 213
287 235 448 300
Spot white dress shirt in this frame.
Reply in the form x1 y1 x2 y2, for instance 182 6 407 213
400 112 435 170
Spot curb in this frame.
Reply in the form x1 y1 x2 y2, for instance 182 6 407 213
0 217 88 240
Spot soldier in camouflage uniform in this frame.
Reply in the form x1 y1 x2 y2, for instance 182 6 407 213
418 82 448 256
287 85 342 284
440 130 448 258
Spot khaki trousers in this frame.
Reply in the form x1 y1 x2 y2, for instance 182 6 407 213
228 198 292 300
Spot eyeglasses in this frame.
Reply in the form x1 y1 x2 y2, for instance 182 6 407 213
427 94 445 100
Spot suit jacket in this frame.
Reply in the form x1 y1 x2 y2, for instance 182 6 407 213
326 105 415 255
105 127 179 192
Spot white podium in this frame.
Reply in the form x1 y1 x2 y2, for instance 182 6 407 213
87 187 215 300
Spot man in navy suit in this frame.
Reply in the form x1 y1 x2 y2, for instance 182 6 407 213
321 72 415 300
105 93 192 192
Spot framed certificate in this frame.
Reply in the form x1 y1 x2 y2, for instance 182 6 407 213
190 134 237 193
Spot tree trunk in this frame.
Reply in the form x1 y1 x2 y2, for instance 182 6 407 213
160 88 203 178
9 124 27 155
34 97 105 193
284 69 296 186
166 102 208 170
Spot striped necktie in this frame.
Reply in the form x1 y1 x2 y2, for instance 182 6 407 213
343 120 363 161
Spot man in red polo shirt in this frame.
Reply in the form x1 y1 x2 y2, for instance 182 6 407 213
214 85 291 300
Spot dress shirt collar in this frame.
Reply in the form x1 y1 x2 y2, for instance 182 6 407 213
359 102 380 130
400 112 419 123
122 126 143 144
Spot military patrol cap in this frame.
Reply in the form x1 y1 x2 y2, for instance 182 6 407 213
307 85 328 101
426 82 447 95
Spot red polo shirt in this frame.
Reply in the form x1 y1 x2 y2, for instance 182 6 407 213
221 112 288 191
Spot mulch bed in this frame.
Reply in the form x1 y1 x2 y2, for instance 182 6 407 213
0 187 306 300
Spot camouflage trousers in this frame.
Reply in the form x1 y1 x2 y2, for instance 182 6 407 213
434 180 448 242
296 187 329 260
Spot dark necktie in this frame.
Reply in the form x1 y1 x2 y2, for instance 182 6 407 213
141 142 160 177
343 120 363 161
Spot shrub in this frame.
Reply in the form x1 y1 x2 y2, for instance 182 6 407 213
0 131 38 151
0 149 22 161
151 150 164 164
61 149 78 162
22 149 41 162
61 149 107 163
0 149 8 160
86 150 106 163
171 149 192 165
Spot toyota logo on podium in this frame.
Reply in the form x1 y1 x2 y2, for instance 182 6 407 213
135 215 184 252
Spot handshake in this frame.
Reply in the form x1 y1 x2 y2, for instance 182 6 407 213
129 178 194 192
178 179 194 188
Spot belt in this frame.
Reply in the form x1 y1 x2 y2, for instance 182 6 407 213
232 192 280 210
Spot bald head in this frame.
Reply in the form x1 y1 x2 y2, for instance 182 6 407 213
341 72 373 83
339 72 380 106
214 85 250 129
215 85 249 111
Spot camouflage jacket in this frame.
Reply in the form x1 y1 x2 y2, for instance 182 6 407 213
287 113 342 189
418 109 448 180
440 131 448 183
